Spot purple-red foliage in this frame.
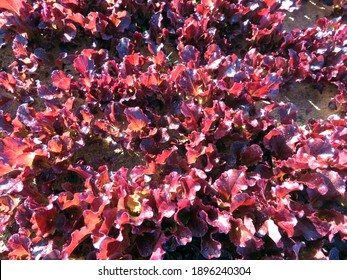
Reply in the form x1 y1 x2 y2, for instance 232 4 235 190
0 0 347 260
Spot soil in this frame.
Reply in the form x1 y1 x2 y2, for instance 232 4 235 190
279 0 345 124
274 81 342 125
73 136 145 172
0 43 18 117
282 0 335 31
0 230 10 255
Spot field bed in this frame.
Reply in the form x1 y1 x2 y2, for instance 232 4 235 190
0 0 347 260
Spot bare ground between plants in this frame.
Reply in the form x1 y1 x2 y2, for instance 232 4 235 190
282 0 335 31
279 0 346 124
274 82 342 124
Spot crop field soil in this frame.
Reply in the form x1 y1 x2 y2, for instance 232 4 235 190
0 0 347 260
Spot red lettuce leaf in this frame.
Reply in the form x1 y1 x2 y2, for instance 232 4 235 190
240 144 263 166
0 0 28 16
136 231 160 258
62 226 90 258
31 207 59 237
116 37 133 59
229 217 256 247
200 209 231 234
0 72 16 93
0 178 24 194
73 54 95 77
258 219 283 246
96 231 130 260
213 167 247 201
124 107 151 132
180 100 202 130
51 70 72 91
6 234 31 260
263 128 294 159
84 12 111 40
110 10 131 33
201 229 221 259
150 233 168 260
229 193 257 212
294 218 324 241
0 136 37 171
180 45 200 68
273 181 303 198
